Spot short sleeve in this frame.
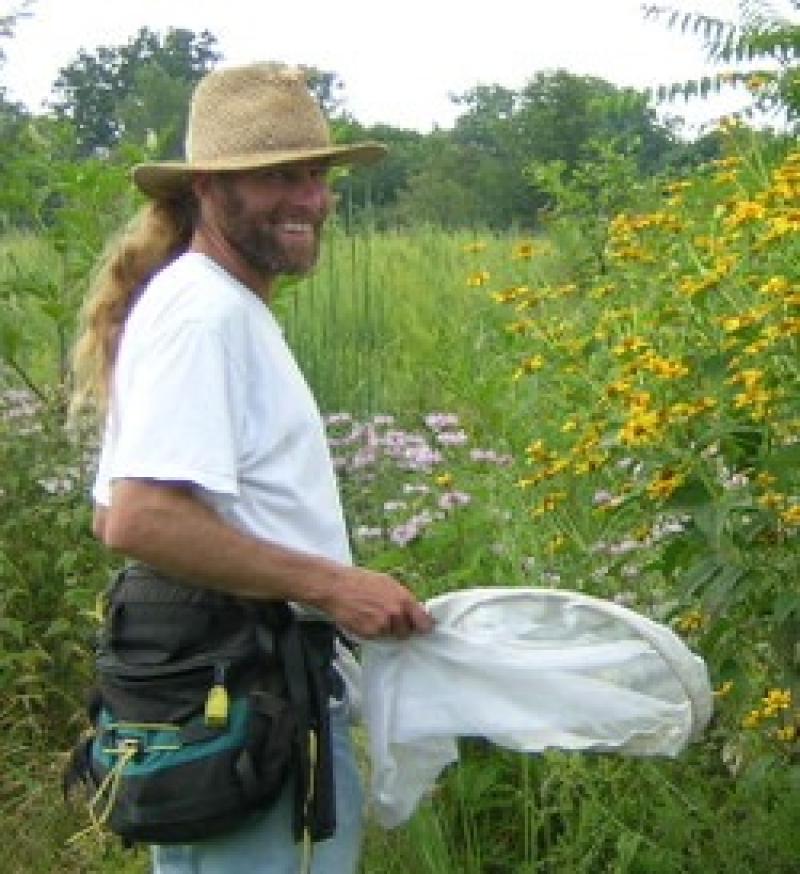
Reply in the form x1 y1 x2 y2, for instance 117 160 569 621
108 319 242 496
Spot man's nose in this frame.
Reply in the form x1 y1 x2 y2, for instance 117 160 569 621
288 172 331 214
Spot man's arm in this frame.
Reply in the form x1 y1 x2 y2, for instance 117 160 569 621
101 478 433 640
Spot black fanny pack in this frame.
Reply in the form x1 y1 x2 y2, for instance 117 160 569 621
64 564 338 847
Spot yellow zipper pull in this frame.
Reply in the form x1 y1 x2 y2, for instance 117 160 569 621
204 664 229 728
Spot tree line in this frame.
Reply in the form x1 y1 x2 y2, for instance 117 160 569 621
1 5 798 234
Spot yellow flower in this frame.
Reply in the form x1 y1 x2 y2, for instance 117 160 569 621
757 491 786 510
746 74 771 92
727 368 764 390
711 156 744 170
676 609 705 633
780 505 800 526
512 355 545 380
613 336 649 356
505 319 535 335
647 468 685 500
525 439 552 463
714 680 734 699
435 473 454 488
467 270 491 287
605 379 633 399
762 688 792 715
462 241 487 254
755 471 777 489
742 709 763 729
725 200 767 228
512 241 537 260
620 409 664 446
531 491 568 517
759 276 792 297
776 725 797 743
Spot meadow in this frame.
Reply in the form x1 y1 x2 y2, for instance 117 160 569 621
0 120 797 872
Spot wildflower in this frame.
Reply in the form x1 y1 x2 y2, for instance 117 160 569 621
613 336 649 356
727 368 764 390
759 276 792 297
506 318 535 335
513 241 537 260
755 471 777 489
676 609 706 633
757 491 786 511
513 355 545 380
355 526 383 539
776 725 797 742
742 709 763 729
780 505 800 526
714 680 734 698
593 490 623 511
725 200 767 228
647 468 684 500
435 473 454 488
462 241 487 254
438 491 472 511
436 430 468 447
466 270 491 287
469 448 512 465
383 500 408 513
531 491 567 517
762 688 792 716
403 483 431 495
324 412 352 426
492 286 527 304
620 410 664 447
425 412 460 431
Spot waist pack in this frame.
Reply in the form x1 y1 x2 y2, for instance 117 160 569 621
64 564 338 847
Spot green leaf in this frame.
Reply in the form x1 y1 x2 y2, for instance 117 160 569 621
665 475 714 510
772 593 800 624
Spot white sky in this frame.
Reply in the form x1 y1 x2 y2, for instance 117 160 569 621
0 0 785 135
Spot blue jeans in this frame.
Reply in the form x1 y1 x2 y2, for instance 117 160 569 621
151 700 363 873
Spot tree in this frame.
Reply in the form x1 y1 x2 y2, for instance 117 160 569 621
643 1 800 122
50 26 220 155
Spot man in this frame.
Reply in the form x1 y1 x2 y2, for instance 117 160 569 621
72 62 433 873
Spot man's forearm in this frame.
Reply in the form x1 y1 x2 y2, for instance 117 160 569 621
104 479 342 607
102 478 434 639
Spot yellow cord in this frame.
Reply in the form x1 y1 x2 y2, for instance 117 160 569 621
67 740 139 846
299 729 318 874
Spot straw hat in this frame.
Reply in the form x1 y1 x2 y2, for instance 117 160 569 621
132 63 387 198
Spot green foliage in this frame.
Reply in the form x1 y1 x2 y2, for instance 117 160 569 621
523 136 655 278
0 123 142 401
643 1 800 120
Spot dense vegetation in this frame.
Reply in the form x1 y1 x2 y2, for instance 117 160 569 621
0 2 798 872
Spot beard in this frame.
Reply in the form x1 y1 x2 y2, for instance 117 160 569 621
214 177 325 278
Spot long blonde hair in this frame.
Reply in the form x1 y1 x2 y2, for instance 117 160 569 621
70 196 196 422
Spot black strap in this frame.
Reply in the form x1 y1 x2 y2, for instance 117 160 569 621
277 619 336 843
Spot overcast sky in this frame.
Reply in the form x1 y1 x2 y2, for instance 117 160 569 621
0 0 781 135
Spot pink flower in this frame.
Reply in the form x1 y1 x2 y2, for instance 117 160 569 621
438 490 472 510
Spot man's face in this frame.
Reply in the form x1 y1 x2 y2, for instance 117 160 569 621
208 161 333 279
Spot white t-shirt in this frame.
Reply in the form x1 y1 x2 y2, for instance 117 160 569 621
93 251 352 568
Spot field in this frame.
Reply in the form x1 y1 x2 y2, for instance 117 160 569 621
0 123 798 872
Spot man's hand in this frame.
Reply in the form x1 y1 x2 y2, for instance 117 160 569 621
319 567 434 640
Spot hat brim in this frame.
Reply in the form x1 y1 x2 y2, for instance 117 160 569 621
132 141 387 199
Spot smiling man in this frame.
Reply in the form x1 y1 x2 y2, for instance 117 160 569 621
70 63 433 874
